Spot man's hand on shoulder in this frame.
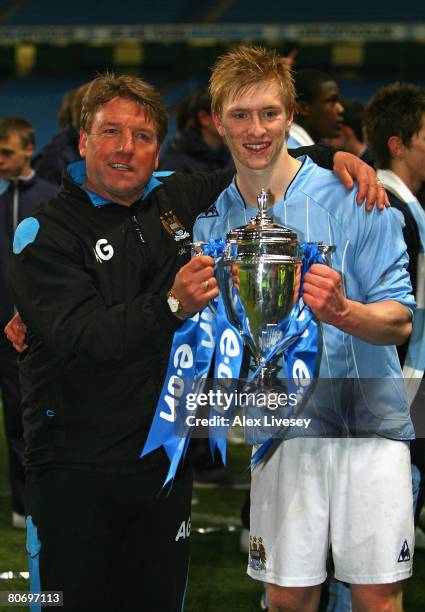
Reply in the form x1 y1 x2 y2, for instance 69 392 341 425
333 151 389 212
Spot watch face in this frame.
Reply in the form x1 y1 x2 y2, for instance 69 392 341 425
167 294 180 313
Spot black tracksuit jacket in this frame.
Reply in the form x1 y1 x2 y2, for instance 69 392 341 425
8 148 334 472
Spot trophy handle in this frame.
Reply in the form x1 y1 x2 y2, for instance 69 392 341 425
318 243 334 266
189 242 218 315
207 301 217 316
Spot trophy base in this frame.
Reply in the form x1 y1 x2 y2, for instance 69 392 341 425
239 374 292 445
242 366 288 400
246 361 284 387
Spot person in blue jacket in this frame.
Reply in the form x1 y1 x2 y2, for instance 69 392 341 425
0 117 57 528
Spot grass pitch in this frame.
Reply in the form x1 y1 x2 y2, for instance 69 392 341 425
0 408 424 611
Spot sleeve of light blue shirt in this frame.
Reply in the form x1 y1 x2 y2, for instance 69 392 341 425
353 206 415 311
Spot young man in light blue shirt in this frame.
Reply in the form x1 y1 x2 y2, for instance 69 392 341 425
195 46 415 612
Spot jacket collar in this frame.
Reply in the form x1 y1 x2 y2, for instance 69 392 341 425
67 160 172 207
288 123 315 147
0 169 36 194
377 169 416 204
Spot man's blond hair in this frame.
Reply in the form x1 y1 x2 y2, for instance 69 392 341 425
209 46 295 117
80 73 168 144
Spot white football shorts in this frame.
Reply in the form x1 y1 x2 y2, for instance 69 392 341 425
248 437 414 586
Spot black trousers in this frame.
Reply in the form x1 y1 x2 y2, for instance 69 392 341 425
0 334 25 515
26 464 193 612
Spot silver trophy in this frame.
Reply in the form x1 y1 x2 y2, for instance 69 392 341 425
216 189 330 386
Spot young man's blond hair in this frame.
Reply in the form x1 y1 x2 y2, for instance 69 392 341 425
209 45 296 117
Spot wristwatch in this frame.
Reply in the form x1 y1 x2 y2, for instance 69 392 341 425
167 290 189 320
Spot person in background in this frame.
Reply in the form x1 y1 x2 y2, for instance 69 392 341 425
0 117 57 528
32 83 89 185
57 89 75 131
160 88 231 173
287 68 344 148
365 81 425 546
327 79 425 612
326 98 374 166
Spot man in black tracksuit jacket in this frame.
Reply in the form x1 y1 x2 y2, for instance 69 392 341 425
7 73 384 612
9 127 231 612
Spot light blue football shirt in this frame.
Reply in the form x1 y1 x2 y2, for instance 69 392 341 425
194 155 415 439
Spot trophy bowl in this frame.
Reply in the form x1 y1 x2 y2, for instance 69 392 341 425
216 190 302 382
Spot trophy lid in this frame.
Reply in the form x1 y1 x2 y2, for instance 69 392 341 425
226 188 298 243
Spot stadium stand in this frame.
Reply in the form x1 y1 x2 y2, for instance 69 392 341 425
1 0 424 24
213 0 424 22
0 76 203 151
0 78 82 150
1 0 187 25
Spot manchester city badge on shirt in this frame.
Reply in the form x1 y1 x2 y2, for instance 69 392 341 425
160 210 190 242
249 535 267 571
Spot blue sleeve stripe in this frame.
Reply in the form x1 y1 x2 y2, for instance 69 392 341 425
26 515 42 611
13 217 40 254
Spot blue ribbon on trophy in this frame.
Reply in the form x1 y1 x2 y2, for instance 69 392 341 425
140 299 217 486
141 237 244 485
208 285 244 465
249 243 323 466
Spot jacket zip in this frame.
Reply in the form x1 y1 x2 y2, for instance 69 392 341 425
131 215 145 243
130 215 153 280
12 180 19 232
